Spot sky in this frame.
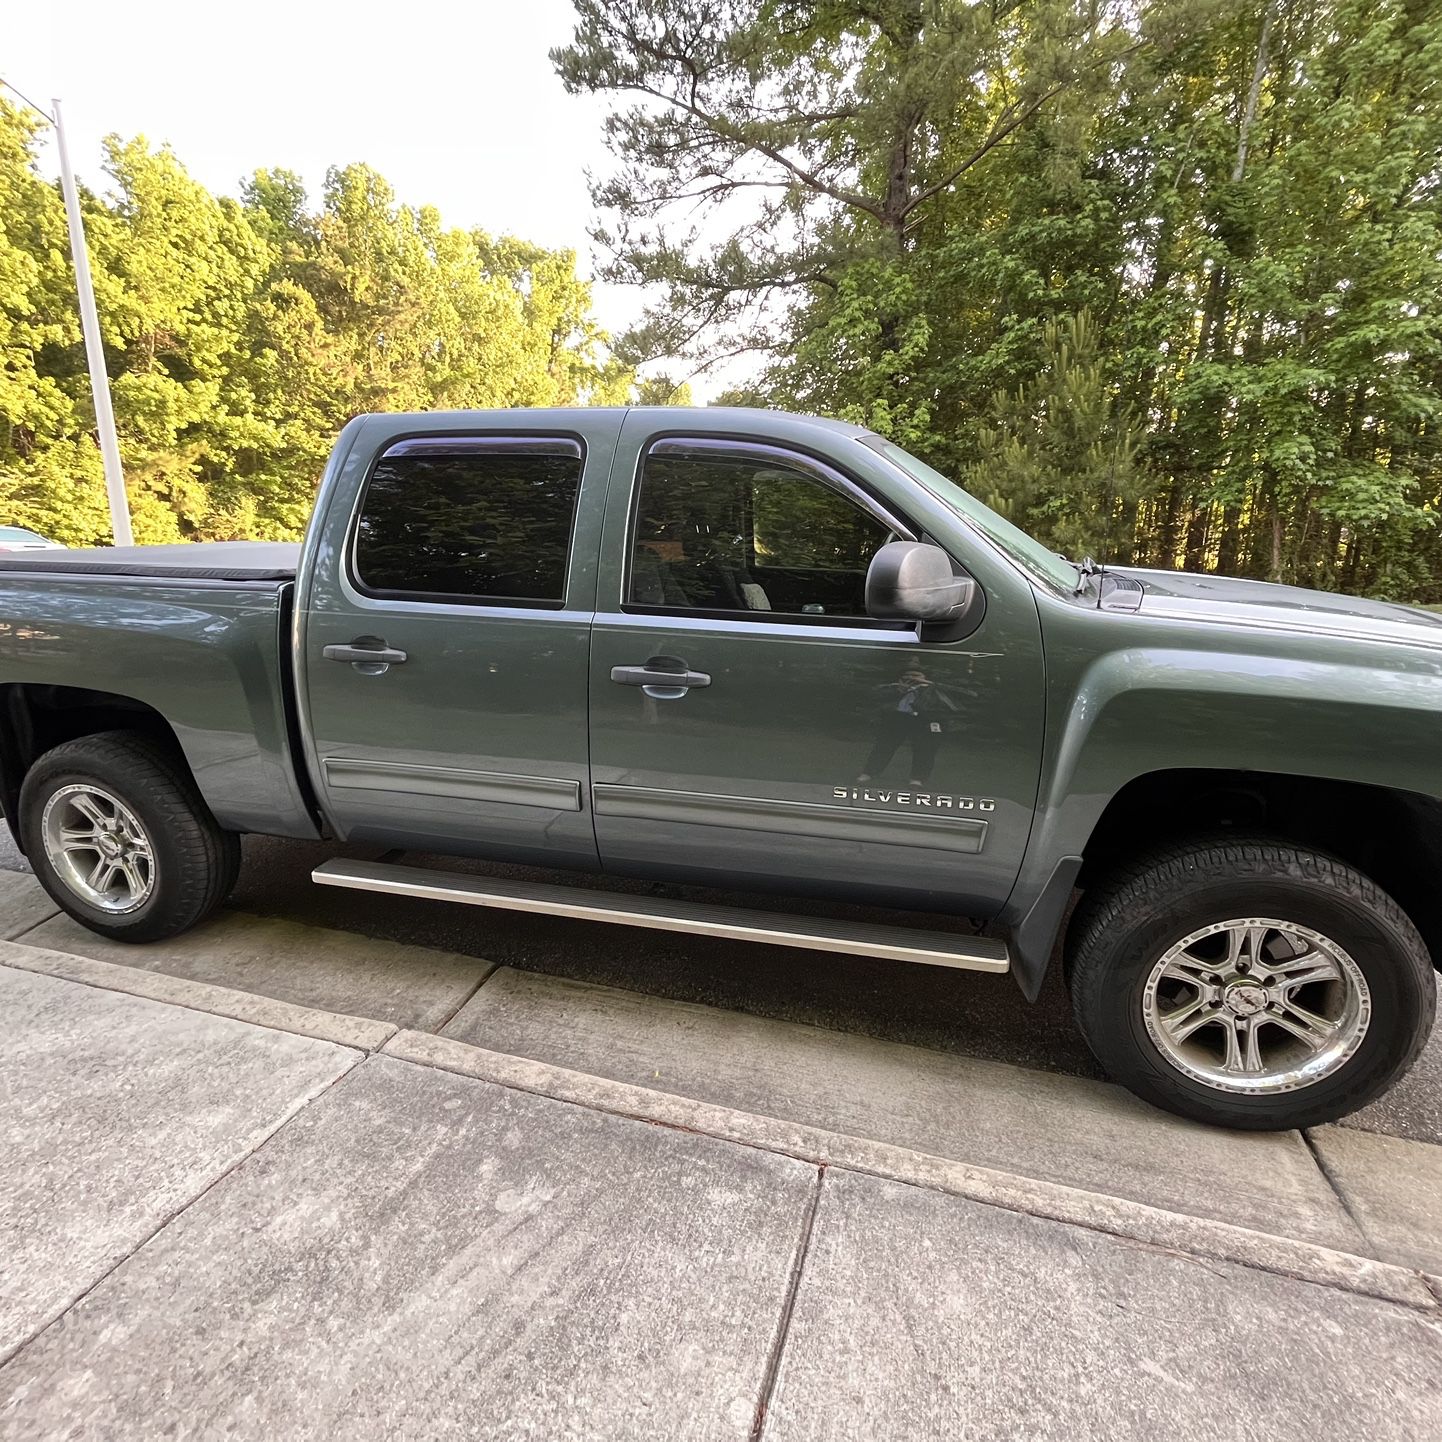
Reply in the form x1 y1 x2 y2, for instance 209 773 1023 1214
4 0 698 386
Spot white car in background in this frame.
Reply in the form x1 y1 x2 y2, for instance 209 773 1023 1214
0 526 63 551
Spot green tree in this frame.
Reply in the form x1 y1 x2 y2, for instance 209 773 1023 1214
0 98 109 543
0 103 635 546
475 233 633 405
969 310 1145 562
88 135 282 541
634 373 694 405
563 0 1442 600
554 0 1141 438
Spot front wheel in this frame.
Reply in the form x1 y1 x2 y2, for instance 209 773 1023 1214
1067 837 1436 1130
19 730 241 943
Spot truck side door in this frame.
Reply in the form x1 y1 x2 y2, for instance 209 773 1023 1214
586 415 1046 916
297 411 619 868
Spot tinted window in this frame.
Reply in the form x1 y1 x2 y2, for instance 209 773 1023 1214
628 447 892 619
354 439 582 603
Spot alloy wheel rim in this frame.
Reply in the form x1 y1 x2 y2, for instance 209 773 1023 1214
40 784 155 914
1141 918 1371 1095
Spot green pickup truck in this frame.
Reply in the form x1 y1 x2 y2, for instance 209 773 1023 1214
1 406 1437 1129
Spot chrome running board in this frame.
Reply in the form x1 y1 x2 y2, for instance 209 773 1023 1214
312 859 1010 974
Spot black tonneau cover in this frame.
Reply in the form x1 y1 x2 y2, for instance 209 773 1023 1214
0 541 300 582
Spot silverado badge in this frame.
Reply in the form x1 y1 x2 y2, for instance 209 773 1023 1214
834 786 996 812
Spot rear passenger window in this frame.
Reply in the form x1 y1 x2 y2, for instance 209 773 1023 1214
353 438 583 604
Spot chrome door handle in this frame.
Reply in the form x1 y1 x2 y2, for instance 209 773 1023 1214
323 640 408 667
610 661 711 691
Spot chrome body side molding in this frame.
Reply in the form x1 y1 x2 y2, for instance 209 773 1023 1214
590 784 988 854
322 758 581 811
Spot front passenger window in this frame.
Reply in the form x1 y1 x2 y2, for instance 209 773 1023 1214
627 447 892 619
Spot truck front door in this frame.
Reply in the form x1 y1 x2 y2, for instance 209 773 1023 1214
586 416 1047 916
298 412 618 869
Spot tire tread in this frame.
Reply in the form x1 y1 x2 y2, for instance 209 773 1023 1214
19 730 240 943
1067 834 1436 1128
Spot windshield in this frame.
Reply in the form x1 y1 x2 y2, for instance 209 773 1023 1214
0 527 45 543
860 437 1079 595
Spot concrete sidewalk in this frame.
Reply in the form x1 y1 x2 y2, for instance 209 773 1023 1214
8 865 1442 1282
2 946 1442 1438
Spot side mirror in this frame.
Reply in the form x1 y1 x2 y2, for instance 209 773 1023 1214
865 541 974 623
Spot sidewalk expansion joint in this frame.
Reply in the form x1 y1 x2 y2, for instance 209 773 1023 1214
0 1049 365 1371
430 962 501 1036
1302 1126 1379 1261
7 916 52 945
751 1167 825 1442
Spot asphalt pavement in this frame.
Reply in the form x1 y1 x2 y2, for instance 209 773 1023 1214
2 826 1439 1141
0 828 1094 1071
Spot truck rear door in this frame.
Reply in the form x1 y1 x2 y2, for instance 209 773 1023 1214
297 411 620 869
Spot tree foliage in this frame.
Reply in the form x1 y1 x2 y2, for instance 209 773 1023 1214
969 309 1146 561
6 2 1441 602
0 103 641 545
561 0 1442 599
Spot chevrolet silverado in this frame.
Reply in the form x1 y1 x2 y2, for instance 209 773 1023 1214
0 406 1436 1130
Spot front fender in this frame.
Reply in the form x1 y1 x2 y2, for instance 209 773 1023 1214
1002 613 1442 996
1048 645 1442 852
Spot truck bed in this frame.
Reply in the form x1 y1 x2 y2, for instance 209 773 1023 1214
0 539 317 841
0 541 300 583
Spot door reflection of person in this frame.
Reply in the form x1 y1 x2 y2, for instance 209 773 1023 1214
858 666 958 788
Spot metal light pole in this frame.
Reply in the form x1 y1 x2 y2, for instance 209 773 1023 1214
52 98 133 547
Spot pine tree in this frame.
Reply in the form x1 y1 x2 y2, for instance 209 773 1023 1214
969 310 1145 562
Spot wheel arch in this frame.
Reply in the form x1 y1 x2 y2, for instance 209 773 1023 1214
0 684 188 851
1074 768 1442 976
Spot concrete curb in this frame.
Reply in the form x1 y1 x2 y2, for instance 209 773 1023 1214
383 1028 1439 1312
0 940 396 1053
3 934 1430 1314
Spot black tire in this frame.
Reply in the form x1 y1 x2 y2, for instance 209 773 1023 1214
1067 836 1436 1130
19 730 241 943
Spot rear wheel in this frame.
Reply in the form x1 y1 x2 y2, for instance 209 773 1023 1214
1067 837 1435 1129
20 730 241 943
